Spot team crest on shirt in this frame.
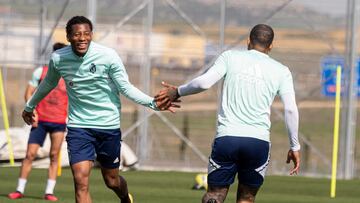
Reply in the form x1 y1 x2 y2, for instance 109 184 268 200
90 63 96 73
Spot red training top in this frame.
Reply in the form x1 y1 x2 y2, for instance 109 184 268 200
35 66 68 124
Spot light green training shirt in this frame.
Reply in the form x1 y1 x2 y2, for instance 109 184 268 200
25 42 157 129
213 49 295 142
28 67 43 87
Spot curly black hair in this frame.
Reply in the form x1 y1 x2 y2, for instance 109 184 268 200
66 16 93 36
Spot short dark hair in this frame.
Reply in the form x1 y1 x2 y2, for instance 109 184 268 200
249 24 274 48
52 42 66 51
66 16 93 36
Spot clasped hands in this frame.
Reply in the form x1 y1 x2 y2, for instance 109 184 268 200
154 81 181 113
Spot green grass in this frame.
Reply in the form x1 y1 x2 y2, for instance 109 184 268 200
0 167 360 203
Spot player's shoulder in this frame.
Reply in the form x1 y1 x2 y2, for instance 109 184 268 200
267 55 289 71
51 45 72 61
91 42 118 56
32 66 44 77
221 49 244 56
224 49 260 60
33 66 44 73
217 49 247 61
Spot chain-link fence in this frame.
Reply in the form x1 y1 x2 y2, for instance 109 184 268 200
0 0 358 178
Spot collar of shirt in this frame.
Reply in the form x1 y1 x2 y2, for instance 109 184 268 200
249 49 270 58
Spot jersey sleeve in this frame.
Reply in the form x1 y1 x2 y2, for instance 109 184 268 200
177 51 228 96
28 67 43 87
210 50 229 76
109 51 157 110
278 67 295 96
178 68 223 96
280 92 300 151
25 58 61 112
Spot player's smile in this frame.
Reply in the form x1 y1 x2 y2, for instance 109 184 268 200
76 42 88 50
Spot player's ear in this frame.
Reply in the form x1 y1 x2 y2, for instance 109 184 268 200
268 43 273 52
66 33 71 42
247 38 251 50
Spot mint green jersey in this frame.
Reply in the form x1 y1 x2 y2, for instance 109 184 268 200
28 67 43 87
213 49 295 142
25 42 157 129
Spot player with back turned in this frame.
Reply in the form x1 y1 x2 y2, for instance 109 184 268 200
156 24 300 203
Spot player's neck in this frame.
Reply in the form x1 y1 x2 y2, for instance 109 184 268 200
248 44 270 54
253 48 269 54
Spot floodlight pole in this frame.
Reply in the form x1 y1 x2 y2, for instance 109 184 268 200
39 0 69 57
138 0 154 163
216 0 226 115
39 0 46 63
339 0 358 180
87 0 97 30
219 0 226 51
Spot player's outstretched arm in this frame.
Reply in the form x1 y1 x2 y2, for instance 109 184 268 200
110 54 181 113
156 65 224 106
157 51 226 105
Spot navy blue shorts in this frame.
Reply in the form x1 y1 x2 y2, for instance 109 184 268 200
66 127 121 169
28 121 66 147
207 136 270 188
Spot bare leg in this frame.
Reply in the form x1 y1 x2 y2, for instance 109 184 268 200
101 167 131 203
202 185 229 203
236 183 259 203
48 131 65 180
71 161 93 203
19 144 40 179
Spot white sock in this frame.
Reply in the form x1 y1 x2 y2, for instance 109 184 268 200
45 179 56 195
16 178 27 194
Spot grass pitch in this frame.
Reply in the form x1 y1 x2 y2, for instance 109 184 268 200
0 167 360 203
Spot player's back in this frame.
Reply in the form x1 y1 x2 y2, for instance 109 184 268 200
216 49 293 142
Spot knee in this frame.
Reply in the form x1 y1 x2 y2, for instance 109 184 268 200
238 193 256 202
73 174 89 192
202 192 222 203
104 175 121 190
49 151 59 163
237 184 258 203
24 152 37 162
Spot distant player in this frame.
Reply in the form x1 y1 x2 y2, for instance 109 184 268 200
8 42 68 201
156 24 300 203
22 16 178 203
